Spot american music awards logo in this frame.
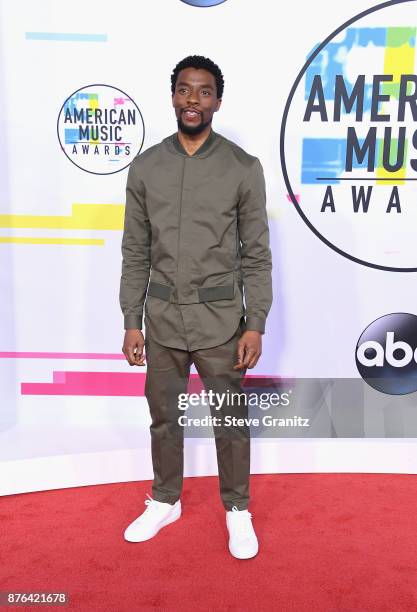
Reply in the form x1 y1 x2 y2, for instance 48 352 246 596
57 84 145 175
281 0 417 271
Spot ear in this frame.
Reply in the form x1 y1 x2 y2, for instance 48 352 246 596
215 98 222 112
172 94 175 108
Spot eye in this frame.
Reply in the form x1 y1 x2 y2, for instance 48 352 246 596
201 90 211 96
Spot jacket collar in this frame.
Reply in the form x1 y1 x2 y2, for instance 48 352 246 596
167 128 220 158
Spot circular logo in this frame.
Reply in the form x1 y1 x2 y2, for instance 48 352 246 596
281 0 417 271
57 84 145 175
356 312 417 395
180 0 227 6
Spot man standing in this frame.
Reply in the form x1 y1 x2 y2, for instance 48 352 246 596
119 56 272 559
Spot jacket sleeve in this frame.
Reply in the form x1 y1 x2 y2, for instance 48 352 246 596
237 157 273 334
119 158 151 330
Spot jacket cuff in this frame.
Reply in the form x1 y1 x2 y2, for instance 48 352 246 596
124 314 142 330
245 316 265 334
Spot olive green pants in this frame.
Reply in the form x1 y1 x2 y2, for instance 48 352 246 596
144 319 250 511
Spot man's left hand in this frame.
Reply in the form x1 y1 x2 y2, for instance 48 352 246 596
234 330 262 370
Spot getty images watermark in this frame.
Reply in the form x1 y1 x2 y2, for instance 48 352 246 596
176 388 311 430
173 376 417 439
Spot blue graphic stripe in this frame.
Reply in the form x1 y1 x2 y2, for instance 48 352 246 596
25 32 107 42
301 138 389 184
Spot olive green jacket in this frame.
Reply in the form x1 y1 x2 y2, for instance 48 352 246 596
119 129 273 350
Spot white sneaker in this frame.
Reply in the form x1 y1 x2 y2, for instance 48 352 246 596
124 494 181 542
226 506 259 559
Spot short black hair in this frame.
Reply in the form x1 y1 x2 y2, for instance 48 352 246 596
171 55 224 99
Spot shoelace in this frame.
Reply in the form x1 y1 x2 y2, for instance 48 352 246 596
230 506 254 537
231 505 252 517
142 493 161 515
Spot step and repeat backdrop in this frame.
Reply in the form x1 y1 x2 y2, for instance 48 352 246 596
1 0 417 494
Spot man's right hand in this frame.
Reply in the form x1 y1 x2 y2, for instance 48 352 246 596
122 329 146 366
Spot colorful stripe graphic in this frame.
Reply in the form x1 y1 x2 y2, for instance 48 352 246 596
302 138 409 185
377 27 415 184
21 372 213 397
0 238 104 245
0 204 124 230
21 371 147 396
383 27 416 94
20 371 279 397
25 32 107 42
0 352 124 360
64 93 100 146
302 26 416 185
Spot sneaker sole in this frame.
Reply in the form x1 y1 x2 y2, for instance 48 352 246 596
228 542 259 559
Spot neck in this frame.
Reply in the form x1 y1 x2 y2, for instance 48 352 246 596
177 124 212 156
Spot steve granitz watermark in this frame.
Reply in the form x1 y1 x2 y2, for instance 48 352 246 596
177 389 310 429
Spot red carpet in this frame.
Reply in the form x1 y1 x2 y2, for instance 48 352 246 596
2 474 417 611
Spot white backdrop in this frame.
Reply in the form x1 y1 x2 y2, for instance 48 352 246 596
1 0 417 495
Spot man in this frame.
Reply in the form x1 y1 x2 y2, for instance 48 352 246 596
119 55 272 559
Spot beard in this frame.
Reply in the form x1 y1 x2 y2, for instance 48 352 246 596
177 113 212 136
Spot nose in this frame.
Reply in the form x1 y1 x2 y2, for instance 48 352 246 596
186 89 199 106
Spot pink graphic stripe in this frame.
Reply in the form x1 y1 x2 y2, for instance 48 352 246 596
21 371 205 397
21 371 283 397
22 371 146 396
0 351 124 360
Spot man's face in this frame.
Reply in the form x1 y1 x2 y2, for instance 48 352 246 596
172 67 222 135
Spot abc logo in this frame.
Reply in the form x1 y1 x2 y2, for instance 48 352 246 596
356 313 417 395
180 0 227 5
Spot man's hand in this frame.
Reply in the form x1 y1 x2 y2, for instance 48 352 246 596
122 329 146 366
233 330 262 370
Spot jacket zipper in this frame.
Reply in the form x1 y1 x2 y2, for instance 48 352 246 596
175 156 186 296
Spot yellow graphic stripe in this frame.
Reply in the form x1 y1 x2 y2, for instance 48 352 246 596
376 168 406 185
0 204 124 230
378 28 416 185
377 139 408 185
0 237 104 245
383 27 415 87
89 96 100 144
